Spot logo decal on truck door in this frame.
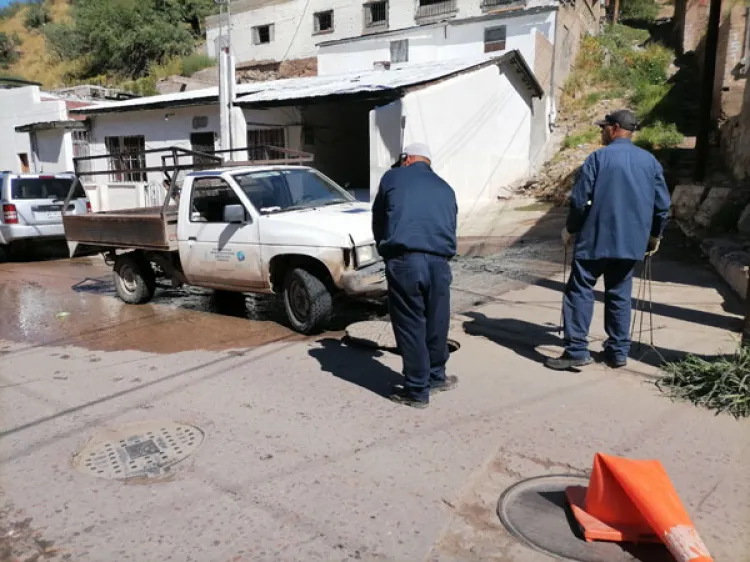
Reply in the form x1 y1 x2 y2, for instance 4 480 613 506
236 251 246 262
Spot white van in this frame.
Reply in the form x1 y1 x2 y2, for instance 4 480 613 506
0 172 90 261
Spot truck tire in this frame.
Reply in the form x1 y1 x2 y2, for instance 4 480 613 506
114 253 156 305
283 268 332 335
0 245 6 264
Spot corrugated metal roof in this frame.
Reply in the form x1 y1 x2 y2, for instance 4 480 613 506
71 53 540 116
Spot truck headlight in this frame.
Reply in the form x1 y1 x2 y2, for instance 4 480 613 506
355 243 378 268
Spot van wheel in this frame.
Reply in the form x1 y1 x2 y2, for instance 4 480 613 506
0 246 6 263
114 253 156 304
283 268 332 334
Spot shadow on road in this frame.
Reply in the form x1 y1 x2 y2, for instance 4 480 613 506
308 337 402 398
462 311 728 371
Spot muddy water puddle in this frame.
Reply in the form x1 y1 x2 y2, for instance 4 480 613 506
0 258 384 354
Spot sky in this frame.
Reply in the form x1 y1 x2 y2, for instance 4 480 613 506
0 0 24 8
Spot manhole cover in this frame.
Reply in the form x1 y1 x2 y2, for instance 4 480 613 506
74 421 204 480
497 475 672 562
345 320 460 354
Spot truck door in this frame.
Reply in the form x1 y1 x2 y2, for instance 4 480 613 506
178 176 263 289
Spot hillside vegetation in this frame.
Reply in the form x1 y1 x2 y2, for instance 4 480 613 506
0 0 218 92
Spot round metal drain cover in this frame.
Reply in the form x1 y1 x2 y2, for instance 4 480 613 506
345 320 460 354
497 475 671 562
74 421 204 480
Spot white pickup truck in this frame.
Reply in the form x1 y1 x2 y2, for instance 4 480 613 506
63 165 386 334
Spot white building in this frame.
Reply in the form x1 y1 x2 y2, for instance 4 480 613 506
205 0 598 77
316 6 556 75
70 54 546 217
0 85 90 175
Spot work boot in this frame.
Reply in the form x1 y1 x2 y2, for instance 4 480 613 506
389 388 429 409
544 353 593 371
601 350 628 369
430 375 458 394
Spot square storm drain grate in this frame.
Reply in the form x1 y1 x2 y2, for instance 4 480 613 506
74 421 204 480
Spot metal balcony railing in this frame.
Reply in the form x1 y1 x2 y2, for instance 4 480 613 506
415 0 457 20
481 0 525 9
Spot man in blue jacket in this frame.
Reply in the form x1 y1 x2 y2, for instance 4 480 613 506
372 143 458 408
546 110 671 371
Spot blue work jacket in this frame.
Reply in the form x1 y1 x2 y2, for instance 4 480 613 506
372 162 458 260
567 138 671 261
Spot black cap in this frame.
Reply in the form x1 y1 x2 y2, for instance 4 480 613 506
596 109 639 132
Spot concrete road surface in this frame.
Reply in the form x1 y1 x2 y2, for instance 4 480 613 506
1 207 748 562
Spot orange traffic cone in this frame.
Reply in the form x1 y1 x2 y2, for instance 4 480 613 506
566 453 713 562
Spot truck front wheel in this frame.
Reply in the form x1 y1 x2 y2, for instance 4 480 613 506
114 253 156 305
283 268 333 334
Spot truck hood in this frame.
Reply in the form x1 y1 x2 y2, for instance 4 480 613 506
259 202 375 247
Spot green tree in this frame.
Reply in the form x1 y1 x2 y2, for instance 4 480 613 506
45 0 218 78
24 1 52 30
0 31 20 67
620 0 660 22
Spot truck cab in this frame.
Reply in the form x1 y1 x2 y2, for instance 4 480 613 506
174 165 385 332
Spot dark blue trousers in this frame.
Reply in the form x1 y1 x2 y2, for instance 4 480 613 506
386 253 452 402
563 258 637 361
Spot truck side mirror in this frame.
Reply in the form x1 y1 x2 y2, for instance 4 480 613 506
223 204 247 224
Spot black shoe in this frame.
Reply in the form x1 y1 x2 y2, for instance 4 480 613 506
601 351 628 369
389 389 429 409
430 375 458 394
545 353 593 371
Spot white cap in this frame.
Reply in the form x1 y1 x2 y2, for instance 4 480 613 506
403 142 432 161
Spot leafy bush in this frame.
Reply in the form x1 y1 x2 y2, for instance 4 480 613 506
563 127 601 149
24 1 51 30
630 82 671 117
635 121 683 150
621 0 660 22
658 345 750 419
0 31 20 67
44 0 219 78
180 54 214 77
0 2 23 20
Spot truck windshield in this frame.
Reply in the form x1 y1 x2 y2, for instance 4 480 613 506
232 169 354 213
11 177 82 200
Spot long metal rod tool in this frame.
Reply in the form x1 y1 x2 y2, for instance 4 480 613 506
559 245 568 334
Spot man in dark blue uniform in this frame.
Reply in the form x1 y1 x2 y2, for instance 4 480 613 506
372 143 458 408
546 110 671 371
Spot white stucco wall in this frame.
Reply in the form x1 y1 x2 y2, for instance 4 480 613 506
206 0 555 65
0 87 69 173
318 10 555 75
33 129 76 174
84 104 302 211
369 64 535 208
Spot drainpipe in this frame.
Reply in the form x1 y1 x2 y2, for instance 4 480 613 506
548 8 560 129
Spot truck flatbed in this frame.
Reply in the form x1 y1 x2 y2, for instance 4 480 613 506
63 206 178 251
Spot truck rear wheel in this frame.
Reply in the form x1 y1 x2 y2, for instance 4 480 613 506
283 268 332 335
114 253 156 305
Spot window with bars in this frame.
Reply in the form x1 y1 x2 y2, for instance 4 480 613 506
72 130 91 175
247 128 287 161
314 10 334 33
484 26 507 53
390 39 408 63
415 0 457 19
253 24 274 45
364 1 388 28
105 135 146 182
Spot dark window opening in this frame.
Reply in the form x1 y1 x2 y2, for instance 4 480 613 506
364 1 388 27
484 26 507 53
190 132 216 168
390 39 408 63
247 128 286 161
314 10 334 33
105 135 146 182
253 24 273 45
